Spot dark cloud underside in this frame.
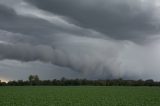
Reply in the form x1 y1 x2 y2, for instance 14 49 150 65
0 0 160 81
27 0 160 41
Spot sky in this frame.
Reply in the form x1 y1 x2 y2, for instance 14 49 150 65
1 0 160 81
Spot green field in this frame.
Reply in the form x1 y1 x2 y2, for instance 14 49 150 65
0 86 160 106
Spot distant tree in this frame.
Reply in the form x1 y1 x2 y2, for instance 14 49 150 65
28 75 40 85
1 75 159 86
29 75 34 82
136 79 144 86
34 75 40 82
17 80 24 86
145 79 154 86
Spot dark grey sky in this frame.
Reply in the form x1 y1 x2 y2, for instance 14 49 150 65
0 0 160 81
26 0 160 41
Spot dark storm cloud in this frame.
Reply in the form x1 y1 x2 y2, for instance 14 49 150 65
0 5 73 37
0 0 160 81
0 35 158 80
26 0 160 41
0 5 59 36
0 5 16 19
0 3 106 43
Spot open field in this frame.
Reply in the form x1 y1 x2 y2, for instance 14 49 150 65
0 86 160 106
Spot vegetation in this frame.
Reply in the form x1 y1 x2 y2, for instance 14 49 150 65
0 86 160 106
1 75 160 105
0 75 160 86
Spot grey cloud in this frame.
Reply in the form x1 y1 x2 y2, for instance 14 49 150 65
0 60 81 81
0 33 158 80
0 3 106 43
27 0 160 41
0 5 58 35
0 0 160 80
0 4 78 37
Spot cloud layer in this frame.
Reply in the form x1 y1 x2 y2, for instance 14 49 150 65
0 0 160 81
27 0 160 41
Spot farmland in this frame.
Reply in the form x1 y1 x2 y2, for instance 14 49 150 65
0 86 160 106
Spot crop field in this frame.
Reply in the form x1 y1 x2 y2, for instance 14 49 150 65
0 86 160 106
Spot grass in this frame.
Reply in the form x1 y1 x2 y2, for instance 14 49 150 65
0 86 160 106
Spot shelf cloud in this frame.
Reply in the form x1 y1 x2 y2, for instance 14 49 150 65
0 0 160 81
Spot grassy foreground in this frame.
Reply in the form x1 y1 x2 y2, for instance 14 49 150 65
0 86 160 106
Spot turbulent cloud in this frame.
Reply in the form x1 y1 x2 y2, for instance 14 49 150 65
0 31 160 80
0 0 160 80
26 0 160 41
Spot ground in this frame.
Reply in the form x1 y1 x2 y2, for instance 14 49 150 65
0 86 160 106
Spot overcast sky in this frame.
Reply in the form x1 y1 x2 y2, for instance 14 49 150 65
1 0 160 81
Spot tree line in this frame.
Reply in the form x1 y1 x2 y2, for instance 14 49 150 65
0 75 160 86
